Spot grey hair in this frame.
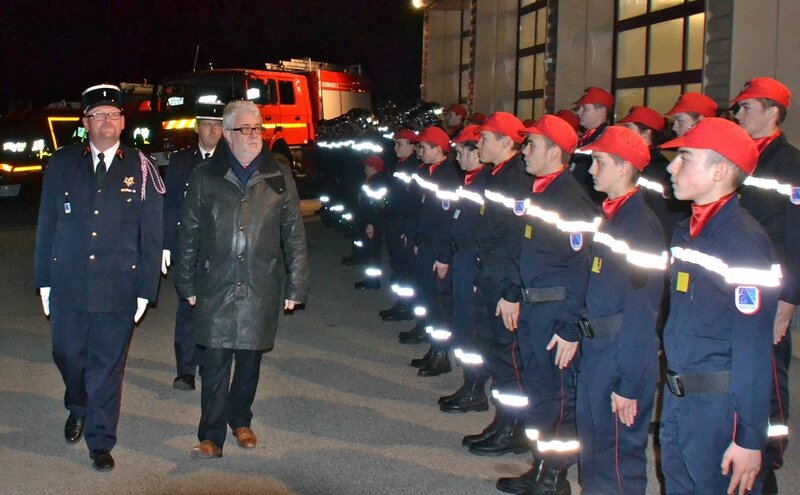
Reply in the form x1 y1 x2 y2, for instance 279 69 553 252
223 100 261 129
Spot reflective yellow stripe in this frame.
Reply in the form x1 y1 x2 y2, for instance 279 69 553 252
537 439 580 453
263 122 308 129
162 119 196 129
12 165 42 173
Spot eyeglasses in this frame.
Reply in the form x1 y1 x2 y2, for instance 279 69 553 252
198 121 223 128
86 111 123 121
228 126 264 135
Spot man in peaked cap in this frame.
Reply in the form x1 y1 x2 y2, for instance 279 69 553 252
575 126 666 495
162 101 225 391
34 84 164 471
733 76 800 495
659 118 779 495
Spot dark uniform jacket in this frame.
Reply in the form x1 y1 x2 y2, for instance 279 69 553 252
640 148 690 243
476 154 533 300
571 123 608 202
584 190 665 399
174 142 309 351
519 169 597 341
358 172 387 232
415 159 461 252
739 133 800 305
438 165 490 265
34 143 163 311
163 145 210 252
664 196 778 450
386 155 422 234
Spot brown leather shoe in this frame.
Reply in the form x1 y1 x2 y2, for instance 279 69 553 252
233 427 257 449
191 440 222 459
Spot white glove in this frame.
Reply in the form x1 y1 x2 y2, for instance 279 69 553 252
134 297 148 323
161 249 171 275
39 287 51 316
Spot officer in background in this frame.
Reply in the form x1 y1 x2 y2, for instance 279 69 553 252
494 115 596 494
162 101 224 391
660 118 778 495
665 92 717 137
732 77 800 494
571 87 614 200
442 103 467 138
576 126 665 495
34 84 165 471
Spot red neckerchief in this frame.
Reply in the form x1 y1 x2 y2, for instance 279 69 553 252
579 127 599 147
753 131 781 156
532 165 567 194
397 156 408 163
690 191 736 239
491 155 515 176
427 159 445 176
464 164 487 186
602 187 638 220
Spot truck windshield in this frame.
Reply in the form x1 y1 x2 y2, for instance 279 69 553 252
159 73 247 119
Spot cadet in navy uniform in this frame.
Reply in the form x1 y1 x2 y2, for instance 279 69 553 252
732 77 800 494
404 126 460 376
660 118 779 495
34 84 164 471
353 155 387 290
162 101 224 391
575 126 666 495
463 112 532 457
434 125 492 412
571 87 614 201
495 115 597 494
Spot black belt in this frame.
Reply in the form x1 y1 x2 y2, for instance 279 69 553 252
665 370 730 398
520 286 566 304
579 313 623 339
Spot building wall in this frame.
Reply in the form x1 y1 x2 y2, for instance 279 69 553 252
423 9 463 106
472 0 519 113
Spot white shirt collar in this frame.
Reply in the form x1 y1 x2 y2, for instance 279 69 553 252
198 144 215 158
90 142 121 170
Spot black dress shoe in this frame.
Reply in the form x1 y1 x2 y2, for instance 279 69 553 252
410 346 434 368
382 306 414 322
90 449 115 471
354 279 381 290
173 375 196 391
417 349 451 377
398 324 426 344
64 416 85 444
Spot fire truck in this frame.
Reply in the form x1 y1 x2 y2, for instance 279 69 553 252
144 58 372 183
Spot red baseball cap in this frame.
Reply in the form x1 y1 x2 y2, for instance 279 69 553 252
394 129 417 142
731 77 791 109
363 155 385 173
520 115 579 155
479 111 526 144
555 109 581 132
573 87 615 109
617 106 665 131
453 124 481 144
469 112 487 124
579 125 650 171
660 117 758 174
666 93 717 118
413 126 451 152
447 103 467 119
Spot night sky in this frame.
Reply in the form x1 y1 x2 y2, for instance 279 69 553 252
1 0 423 113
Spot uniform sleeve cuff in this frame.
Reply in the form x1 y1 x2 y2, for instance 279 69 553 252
734 420 768 451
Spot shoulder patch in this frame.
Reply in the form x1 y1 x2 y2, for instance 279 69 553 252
569 232 583 252
735 286 761 315
441 199 450 211
790 187 800 205
513 200 527 217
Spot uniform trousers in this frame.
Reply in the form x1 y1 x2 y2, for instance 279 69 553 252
765 332 791 470
50 306 135 451
452 248 488 382
517 301 579 468
660 393 764 494
173 298 197 378
413 241 453 331
197 347 262 447
385 214 411 279
577 338 655 495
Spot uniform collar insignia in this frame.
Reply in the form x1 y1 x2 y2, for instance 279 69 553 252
82 146 91 157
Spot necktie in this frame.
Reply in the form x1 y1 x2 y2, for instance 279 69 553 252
205 152 211 159
95 152 107 188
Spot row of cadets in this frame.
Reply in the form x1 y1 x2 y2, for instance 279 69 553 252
494 115 599 493
659 117 779 495
435 125 493 412
733 77 800 494
352 155 389 290
462 113 534 456
400 127 461 376
380 129 424 322
574 127 666 495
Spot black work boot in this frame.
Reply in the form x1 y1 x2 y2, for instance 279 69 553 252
410 345 434 368
417 348 451 377
468 415 529 456
354 278 381 290
530 460 570 495
398 324 426 344
439 378 488 413
762 468 778 495
379 301 406 318
382 303 414 322
438 376 470 404
462 408 503 446
496 458 540 494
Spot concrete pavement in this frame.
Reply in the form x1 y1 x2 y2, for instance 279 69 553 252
1 214 798 494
